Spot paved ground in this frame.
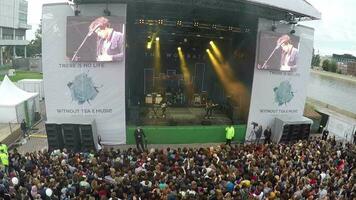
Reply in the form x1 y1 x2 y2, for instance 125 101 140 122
16 135 225 154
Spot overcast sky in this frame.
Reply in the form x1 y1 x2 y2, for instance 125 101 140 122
26 0 356 56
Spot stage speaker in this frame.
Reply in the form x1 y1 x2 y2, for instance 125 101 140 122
45 123 64 151
280 123 311 143
193 94 201 105
201 120 212 125
145 94 153 104
155 94 163 104
79 125 95 151
62 124 81 152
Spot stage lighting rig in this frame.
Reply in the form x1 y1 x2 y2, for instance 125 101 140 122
74 4 80 16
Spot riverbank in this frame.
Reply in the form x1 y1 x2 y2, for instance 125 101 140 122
306 97 356 119
311 69 356 84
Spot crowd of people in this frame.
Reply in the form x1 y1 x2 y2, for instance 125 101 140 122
0 136 354 199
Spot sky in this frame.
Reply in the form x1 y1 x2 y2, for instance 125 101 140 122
26 0 356 56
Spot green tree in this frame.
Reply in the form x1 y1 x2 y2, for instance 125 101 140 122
26 21 42 57
329 60 337 72
312 54 321 67
322 59 330 71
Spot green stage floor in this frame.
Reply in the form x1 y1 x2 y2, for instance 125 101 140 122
126 125 246 144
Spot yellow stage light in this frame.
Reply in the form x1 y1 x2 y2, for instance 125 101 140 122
156 37 160 41
209 41 214 45
177 47 181 51
147 42 152 49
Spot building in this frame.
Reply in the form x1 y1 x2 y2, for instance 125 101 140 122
332 54 356 64
0 0 31 65
336 62 348 74
347 62 356 76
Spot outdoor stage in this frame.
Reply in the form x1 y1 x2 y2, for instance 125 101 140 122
141 106 232 125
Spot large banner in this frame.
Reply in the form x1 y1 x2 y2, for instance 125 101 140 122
245 18 314 143
43 3 127 144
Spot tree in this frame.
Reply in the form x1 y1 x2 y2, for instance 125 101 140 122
312 54 321 67
26 21 42 57
322 59 330 71
329 60 337 73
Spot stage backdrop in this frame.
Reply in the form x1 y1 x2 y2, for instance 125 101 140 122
42 3 127 144
245 18 314 142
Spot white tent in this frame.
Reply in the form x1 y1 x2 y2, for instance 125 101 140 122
0 75 39 125
17 79 45 100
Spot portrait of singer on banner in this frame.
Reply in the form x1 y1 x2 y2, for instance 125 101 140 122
66 16 125 62
256 31 300 72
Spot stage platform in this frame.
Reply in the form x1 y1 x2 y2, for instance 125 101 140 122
142 106 232 125
126 125 246 144
0 123 21 146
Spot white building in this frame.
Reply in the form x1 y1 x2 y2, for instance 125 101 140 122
0 0 31 65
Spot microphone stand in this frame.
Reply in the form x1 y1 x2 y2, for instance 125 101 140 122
261 46 280 69
71 33 92 61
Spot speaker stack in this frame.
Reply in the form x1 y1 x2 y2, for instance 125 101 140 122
45 120 98 152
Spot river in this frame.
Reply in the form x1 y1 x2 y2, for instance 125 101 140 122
307 70 356 114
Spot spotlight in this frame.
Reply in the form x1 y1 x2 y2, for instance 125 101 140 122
104 8 111 16
209 41 214 45
147 42 152 49
184 38 187 43
158 19 164 25
176 20 182 26
75 10 80 16
139 19 145 24
228 26 233 31
156 37 159 41
196 34 201 37
74 5 80 16
219 36 224 39
206 49 210 52
194 21 199 27
177 47 181 51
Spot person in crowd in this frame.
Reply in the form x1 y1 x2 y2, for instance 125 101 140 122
20 119 27 137
263 126 272 144
0 149 9 174
134 126 146 152
0 142 8 155
0 136 353 199
322 128 329 140
88 16 125 62
225 123 235 146
255 125 263 144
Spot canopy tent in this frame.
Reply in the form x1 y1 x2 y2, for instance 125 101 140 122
0 75 39 125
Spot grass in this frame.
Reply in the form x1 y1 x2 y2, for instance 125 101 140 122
0 70 43 82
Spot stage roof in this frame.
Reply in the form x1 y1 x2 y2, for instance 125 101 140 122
75 0 321 20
